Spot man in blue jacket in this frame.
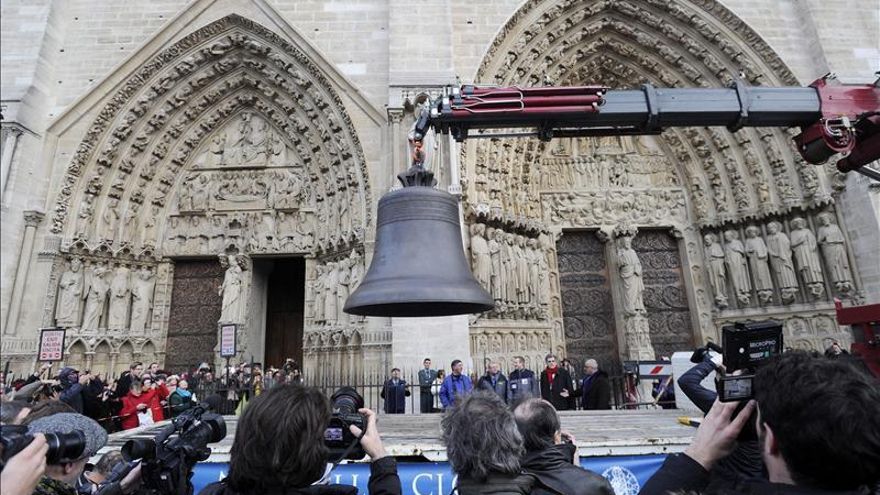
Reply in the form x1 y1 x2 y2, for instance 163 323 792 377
439 360 472 410
381 368 410 414
508 355 539 405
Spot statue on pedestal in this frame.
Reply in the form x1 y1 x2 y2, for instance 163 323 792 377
816 213 852 293
703 233 728 308
108 264 132 329
55 258 85 327
82 262 111 331
744 226 774 304
219 254 248 323
765 221 799 304
130 266 156 334
723 230 752 305
615 231 645 316
790 217 825 298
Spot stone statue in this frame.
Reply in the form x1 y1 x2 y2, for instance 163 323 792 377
323 261 339 324
816 212 852 293
55 258 85 327
219 254 247 323
515 235 529 305
81 262 111 331
108 264 132 329
616 233 646 316
526 238 541 309
790 217 825 298
336 258 351 323
141 205 159 247
470 224 492 291
130 266 156 334
101 198 120 242
723 230 752 305
503 233 517 305
314 265 326 322
765 221 799 303
703 233 728 308
487 227 503 304
744 226 774 304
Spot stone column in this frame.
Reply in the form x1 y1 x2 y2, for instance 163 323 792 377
4 210 44 334
0 126 23 200
388 109 404 190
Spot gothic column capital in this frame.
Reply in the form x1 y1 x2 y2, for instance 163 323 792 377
23 210 44 227
387 108 404 124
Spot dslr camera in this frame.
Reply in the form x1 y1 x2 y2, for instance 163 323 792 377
121 404 226 495
715 321 783 402
0 424 86 467
325 387 367 461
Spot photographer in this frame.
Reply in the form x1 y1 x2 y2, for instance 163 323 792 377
641 351 880 494
77 451 142 495
199 384 401 495
677 348 763 487
1 432 47 495
27 413 108 495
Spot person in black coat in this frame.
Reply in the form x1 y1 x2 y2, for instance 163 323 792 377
199 384 401 495
380 368 410 414
539 354 572 411
564 359 612 410
514 398 614 495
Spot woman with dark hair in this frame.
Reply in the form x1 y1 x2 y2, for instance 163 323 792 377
199 384 401 495
441 391 534 494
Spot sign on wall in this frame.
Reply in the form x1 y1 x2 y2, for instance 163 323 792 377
38 327 66 362
219 323 237 358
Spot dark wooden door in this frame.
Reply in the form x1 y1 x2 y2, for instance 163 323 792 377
632 230 695 359
557 231 618 373
265 259 305 369
166 260 224 372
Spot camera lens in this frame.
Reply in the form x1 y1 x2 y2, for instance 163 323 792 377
330 387 364 416
45 431 86 464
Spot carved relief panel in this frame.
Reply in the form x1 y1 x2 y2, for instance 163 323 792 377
556 231 618 372
631 229 695 358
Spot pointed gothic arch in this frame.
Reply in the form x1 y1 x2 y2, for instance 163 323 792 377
468 0 835 226
49 15 372 256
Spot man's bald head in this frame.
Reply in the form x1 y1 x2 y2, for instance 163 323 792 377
513 398 560 452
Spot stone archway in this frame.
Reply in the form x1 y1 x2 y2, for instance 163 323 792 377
463 0 862 366
42 15 374 380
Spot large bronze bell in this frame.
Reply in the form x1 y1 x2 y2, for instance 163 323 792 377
344 166 494 317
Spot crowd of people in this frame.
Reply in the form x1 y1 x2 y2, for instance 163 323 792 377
0 358 306 434
1 349 879 495
381 354 616 414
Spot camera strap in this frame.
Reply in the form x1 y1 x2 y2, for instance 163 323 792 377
329 428 365 468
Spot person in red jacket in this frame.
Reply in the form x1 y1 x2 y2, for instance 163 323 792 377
141 375 170 421
118 379 159 430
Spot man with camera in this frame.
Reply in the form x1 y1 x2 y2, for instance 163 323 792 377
17 412 108 495
199 384 401 495
641 351 880 494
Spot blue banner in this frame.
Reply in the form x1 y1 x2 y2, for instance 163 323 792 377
191 455 666 495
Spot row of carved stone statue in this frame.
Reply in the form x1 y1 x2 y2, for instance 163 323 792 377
55 258 157 333
313 251 365 325
703 212 852 308
469 223 551 319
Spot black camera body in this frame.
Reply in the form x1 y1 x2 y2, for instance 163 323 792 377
122 405 226 495
716 321 783 402
0 424 85 466
325 387 366 461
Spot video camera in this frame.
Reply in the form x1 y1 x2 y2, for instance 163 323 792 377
715 321 784 402
0 424 85 467
325 387 367 461
121 404 226 495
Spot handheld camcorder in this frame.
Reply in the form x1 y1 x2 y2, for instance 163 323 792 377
715 321 783 402
121 404 226 495
325 387 367 461
0 424 86 467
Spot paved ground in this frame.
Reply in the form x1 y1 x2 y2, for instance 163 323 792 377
103 409 696 461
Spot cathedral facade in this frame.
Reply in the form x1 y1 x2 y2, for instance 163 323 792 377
2 0 878 383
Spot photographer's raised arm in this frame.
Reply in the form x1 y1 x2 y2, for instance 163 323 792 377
349 408 402 495
677 359 719 414
640 399 756 495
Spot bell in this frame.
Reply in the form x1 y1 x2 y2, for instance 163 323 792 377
344 175 494 317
